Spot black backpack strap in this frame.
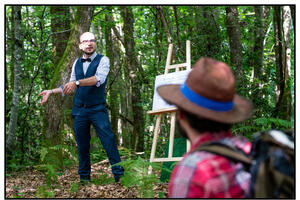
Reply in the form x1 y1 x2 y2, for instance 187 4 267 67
193 142 252 165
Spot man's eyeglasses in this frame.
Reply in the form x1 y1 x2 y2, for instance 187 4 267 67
81 39 96 44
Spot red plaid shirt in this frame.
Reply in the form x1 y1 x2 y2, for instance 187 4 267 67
168 131 252 198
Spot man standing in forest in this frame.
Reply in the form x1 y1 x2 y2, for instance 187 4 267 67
39 32 124 184
157 57 253 198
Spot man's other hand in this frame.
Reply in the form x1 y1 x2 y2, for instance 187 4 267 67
63 81 76 95
38 90 51 105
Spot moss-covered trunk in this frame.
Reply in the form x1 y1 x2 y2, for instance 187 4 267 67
7 6 23 153
273 6 292 120
225 6 244 92
50 6 71 67
42 6 94 169
105 11 120 144
252 6 265 117
121 6 145 152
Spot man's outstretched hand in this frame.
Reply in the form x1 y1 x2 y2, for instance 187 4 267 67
39 90 51 105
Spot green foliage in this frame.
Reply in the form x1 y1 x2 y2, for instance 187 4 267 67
232 117 294 140
118 146 133 158
35 185 55 198
11 185 25 198
92 172 115 185
40 147 48 162
69 183 79 193
38 144 78 187
115 157 161 198
90 148 107 164
36 164 58 187
6 159 22 172
255 117 293 130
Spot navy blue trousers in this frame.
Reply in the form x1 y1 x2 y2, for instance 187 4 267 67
72 104 124 180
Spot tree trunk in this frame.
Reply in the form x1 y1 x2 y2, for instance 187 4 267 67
282 6 292 119
198 6 222 58
172 6 182 51
289 5 295 29
251 6 265 117
105 10 120 144
42 6 94 169
50 6 71 67
273 6 284 119
281 6 292 120
225 6 244 91
7 6 23 153
5 6 15 124
8 6 15 91
107 9 132 148
121 6 145 152
273 6 292 120
156 6 172 44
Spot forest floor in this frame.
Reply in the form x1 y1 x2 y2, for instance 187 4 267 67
5 161 169 198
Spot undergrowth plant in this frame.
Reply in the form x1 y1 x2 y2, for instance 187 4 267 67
35 185 55 198
115 156 162 198
69 183 79 194
36 142 80 187
232 117 294 140
92 172 115 185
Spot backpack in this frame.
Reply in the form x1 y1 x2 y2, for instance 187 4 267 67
195 130 295 198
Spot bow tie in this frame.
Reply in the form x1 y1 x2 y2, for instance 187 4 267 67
81 58 91 63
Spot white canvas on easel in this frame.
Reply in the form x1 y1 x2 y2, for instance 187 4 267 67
152 69 191 111
148 41 192 167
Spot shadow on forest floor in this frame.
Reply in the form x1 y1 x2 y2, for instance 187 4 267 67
5 162 168 198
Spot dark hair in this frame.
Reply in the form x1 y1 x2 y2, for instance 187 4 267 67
179 108 232 133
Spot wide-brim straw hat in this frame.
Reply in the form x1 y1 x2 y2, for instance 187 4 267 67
157 57 253 124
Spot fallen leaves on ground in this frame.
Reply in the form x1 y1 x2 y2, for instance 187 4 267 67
5 162 168 198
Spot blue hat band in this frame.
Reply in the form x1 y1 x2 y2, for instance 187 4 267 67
180 82 234 112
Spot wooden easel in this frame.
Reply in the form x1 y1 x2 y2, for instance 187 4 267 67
147 41 191 169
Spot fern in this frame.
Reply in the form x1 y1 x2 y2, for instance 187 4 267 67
114 157 161 198
40 147 48 162
69 183 79 193
92 172 114 185
36 164 58 187
232 117 293 141
35 185 55 198
255 117 293 130
232 126 257 134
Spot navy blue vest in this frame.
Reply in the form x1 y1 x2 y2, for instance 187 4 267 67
73 54 107 107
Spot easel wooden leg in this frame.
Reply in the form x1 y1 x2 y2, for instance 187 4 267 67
168 112 176 158
150 114 162 162
149 114 162 174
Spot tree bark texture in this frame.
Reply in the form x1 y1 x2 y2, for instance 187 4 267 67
274 6 292 120
198 6 222 58
105 11 120 144
9 6 15 91
289 5 295 30
5 6 15 124
156 6 172 44
273 6 292 120
252 6 265 116
121 6 145 152
7 6 23 153
225 6 244 91
50 6 71 67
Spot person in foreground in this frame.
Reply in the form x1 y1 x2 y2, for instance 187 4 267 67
157 57 253 198
39 32 124 184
